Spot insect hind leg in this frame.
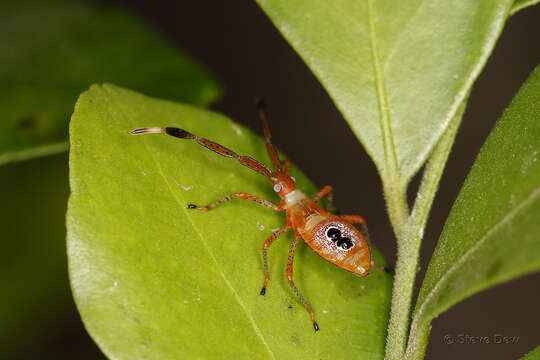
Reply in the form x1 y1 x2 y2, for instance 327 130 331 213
339 214 369 241
339 214 390 273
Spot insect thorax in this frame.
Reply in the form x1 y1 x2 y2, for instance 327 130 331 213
283 189 310 206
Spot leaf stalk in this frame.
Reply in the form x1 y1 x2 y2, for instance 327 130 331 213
384 104 465 360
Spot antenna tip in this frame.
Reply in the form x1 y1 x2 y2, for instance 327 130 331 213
255 97 266 110
130 127 164 135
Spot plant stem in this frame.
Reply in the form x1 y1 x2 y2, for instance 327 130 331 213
404 321 431 360
384 104 465 360
402 104 465 360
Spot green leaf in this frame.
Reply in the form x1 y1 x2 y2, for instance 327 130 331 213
522 346 540 360
406 65 540 358
255 0 513 182
0 155 95 357
67 84 392 359
0 0 219 166
510 0 540 15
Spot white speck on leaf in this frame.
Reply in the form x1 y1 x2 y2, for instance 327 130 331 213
231 123 243 136
172 176 192 191
521 150 537 175
183 300 189 304
114 281 118 287
322 309 328 314
141 170 146 176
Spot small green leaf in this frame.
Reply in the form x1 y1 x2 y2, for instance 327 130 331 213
255 0 513 181
510 0 540 15
67 84 392 359
0 0 219 166
522 346 540 360
407 65 540 357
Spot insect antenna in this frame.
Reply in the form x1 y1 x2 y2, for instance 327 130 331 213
257 100 282 172
131 127 273 179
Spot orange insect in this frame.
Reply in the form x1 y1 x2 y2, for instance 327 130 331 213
131 102 381 331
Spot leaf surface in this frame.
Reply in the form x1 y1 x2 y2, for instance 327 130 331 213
255 0 513 181
408 65 540 353
67 84 392 359
0 0 219 166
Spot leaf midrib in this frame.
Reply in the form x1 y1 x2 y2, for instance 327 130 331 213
367 0 398 179
110 87 276 360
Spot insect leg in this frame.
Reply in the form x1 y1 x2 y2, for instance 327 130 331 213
286 234 319 332
313 185 335 212
260 225 291 295
339 214 369 239
257 100 282 171
188 192 283 211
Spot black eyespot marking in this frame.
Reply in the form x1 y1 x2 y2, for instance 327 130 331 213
325 227 354 250
336 237 353 250
326 227 341 241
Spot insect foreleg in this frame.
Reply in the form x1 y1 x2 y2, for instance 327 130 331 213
260 225 291 295
187 192 283 211
286 234 319 332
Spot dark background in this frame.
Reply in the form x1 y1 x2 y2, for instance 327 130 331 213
2 1 539 359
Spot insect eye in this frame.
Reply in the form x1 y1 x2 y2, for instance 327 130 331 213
326 227 341 241
273 184 282 192
291 176 296 183
336 237 353 250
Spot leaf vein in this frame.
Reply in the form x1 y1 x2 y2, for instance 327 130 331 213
145 141 276 360
113 88 276 359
